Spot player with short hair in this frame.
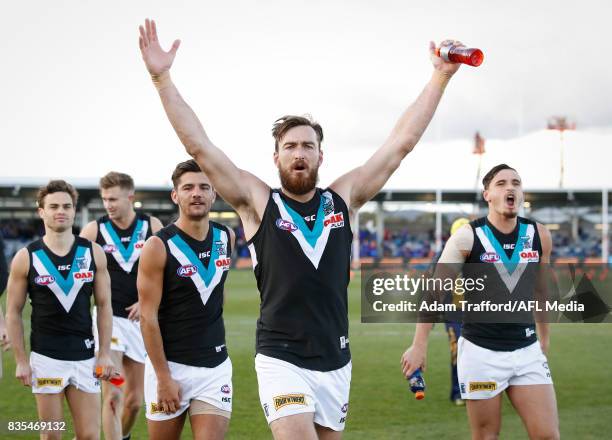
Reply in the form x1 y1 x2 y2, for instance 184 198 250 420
138 18 464 439
6 179 115 440
138 160 236 440
80 171 163 440
401 164 560 440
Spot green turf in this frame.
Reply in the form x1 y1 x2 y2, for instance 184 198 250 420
1 270 611 439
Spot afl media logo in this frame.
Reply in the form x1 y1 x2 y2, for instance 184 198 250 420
177 264 198 277
276 219 298 232
35 275 55 286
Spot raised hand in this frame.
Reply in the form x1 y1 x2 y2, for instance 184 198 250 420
430 39 462 76
139 18 181 77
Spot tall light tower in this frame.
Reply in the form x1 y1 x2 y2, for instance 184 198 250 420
547 116 576 188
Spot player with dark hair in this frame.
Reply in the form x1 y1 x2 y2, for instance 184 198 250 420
6 179 115 439
402 165 560 440
138 160 236 440
139 18 465 439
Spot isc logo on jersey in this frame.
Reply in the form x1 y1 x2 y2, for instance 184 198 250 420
480 252 500 263
74 271 94 282
177 264 198 277
276 219 298 232
324 212 344 229
35 275 56 286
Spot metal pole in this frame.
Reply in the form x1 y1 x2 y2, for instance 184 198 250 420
435 189 442 253
602 188 609 263
80 205 89 229
559 130 565 188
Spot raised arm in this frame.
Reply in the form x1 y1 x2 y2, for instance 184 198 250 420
5 248 31 385
138 19 269 222
331 40 463 211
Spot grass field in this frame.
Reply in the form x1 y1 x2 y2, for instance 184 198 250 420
1 269 611 439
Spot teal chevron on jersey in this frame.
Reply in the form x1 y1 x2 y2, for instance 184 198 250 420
32 246 88 295
280 196 325 247
168 227 221 287
481 222 528 274
103 219 144 262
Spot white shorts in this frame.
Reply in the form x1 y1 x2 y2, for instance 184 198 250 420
144 356 233 421
255 354 351 431
457 337 553 400
93 310 146 364
30 352 101 394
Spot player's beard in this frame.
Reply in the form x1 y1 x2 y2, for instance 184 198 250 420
279 164 319 196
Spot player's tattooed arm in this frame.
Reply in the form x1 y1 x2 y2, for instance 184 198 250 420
79 220 98 241
330 40 462 212
138 19 269 234
5 248 31 385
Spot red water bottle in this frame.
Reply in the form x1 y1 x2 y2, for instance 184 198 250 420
436 45 484 67
95 366 125 387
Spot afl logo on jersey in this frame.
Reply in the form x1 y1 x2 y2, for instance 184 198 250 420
480 252 500 263
74 271 94 281
276 219 298 232
177 264 198 277
35 275 56 286
103 244 117 253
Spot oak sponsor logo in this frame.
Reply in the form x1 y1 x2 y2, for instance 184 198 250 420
273 394 306 411
324 212 344 229
469 381 497 392
215 258 231 270
36 378 63 387
520 250 539 262
74 271 94 282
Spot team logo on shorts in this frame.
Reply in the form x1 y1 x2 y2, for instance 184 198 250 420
36 378 63 387
177 264 198 277
221 384 231 394
480 252 500 263
103 244 117 253
273 394 306 410
460 383 466 394
35 275 56 286
341 403 349 413
275 219 298 232
469 381 497 392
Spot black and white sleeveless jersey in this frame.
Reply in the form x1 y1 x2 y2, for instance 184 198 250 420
96 213 152 318
26 236 96 360
462 216 542 351
248 188 353 372
157 222 231 367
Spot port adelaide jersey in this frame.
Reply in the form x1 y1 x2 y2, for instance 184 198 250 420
157 222 232 367
462 216 542 351
96 213 152 318
26 236 97 360
248 188 353 372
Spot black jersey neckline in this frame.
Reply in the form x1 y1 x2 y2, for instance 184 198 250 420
41 235 78 260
